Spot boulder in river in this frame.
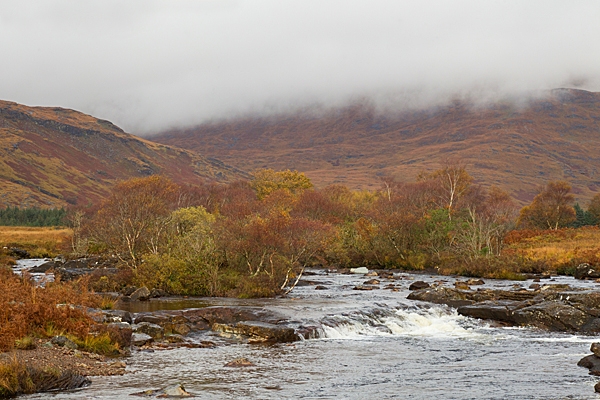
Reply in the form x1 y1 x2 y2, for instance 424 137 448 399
408 281 430 290
133 322 164 339
225 358 255 367
132 333 154 346
213 321 298 343
574 263 600 280
131 383 192 397
130 286 151 301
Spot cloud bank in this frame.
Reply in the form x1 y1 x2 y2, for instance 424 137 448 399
1 0 599 133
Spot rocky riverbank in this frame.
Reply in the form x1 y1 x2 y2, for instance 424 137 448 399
407 281 600 332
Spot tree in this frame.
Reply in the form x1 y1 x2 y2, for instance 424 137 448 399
571 203 597 228
87 176 179 266
588 194 600 225
454 186 517 258
420 160 473 219
517 181 575 230
250 169 313 200
135 206 220 295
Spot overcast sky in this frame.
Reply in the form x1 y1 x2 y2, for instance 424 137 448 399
1 0 599 134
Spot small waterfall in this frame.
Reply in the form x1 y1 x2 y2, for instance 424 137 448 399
314 305 484 339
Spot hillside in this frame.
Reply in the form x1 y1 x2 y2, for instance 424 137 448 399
151 88 600 204
0 101 248 208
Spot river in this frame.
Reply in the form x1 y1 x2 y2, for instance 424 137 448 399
15 260 600 399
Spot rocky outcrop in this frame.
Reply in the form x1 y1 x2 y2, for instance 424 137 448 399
51 256 119 281
408 285 600 333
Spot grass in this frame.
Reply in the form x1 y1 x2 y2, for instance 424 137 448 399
0 226 73 258
505 227 600 274
73 333 120 356
14 337 36 351
0 355 35 398
0 355 88 398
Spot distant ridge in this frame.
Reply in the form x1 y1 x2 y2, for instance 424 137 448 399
0 101 248 208
150 88 600 204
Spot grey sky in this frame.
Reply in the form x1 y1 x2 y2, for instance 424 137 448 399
1 0 599 134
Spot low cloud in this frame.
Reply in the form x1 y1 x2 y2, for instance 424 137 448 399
1 0 599 134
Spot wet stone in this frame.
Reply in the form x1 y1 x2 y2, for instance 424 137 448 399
408 281 430 290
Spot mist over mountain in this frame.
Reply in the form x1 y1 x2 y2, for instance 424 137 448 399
151 88 600 205
1 1 599 133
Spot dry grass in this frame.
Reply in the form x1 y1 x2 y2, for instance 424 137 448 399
0 226 72 258
504 227 600 273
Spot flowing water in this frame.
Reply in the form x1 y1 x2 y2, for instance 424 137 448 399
16 260 600 399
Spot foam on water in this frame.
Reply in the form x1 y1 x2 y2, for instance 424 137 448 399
317 305 487 340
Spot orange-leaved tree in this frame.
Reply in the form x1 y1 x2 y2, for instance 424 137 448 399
517 181 575 230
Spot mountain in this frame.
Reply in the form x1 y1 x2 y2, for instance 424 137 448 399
150 88 600 204
0 101 248 208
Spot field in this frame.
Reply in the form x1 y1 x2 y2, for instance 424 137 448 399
0 226 72 260
504 227 600 274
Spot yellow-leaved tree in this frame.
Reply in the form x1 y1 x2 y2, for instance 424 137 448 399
250 169 313 200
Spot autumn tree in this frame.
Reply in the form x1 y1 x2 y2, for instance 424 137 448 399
136 206 220 295
454 186 517 258
250 169 313 199
87 176 179 266
420 160 473 219
517 181 576 230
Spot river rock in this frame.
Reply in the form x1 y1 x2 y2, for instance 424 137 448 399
9 247 30 258
133 322 164 339
182 306 286 326
365 271 379 277
353 285 376 291
363 279 380 285
578 354 600 375
512 301 594 331
467 278 485 285
407 287 475 308
315 285 328 290
457 301 517 324
130 286 151 301
574 263 600 280
134 313 172 325
103 309 133 324
169 323 191 336
28 260 59 273
592 343 600 358
213 321 298 343
408 281 430 290
131 383 192 397
51 335 78 350
454 281 471 290
162 383 192 397
132 333 154 346
149 288 168 298
104 322 133 348
225 358 255 367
